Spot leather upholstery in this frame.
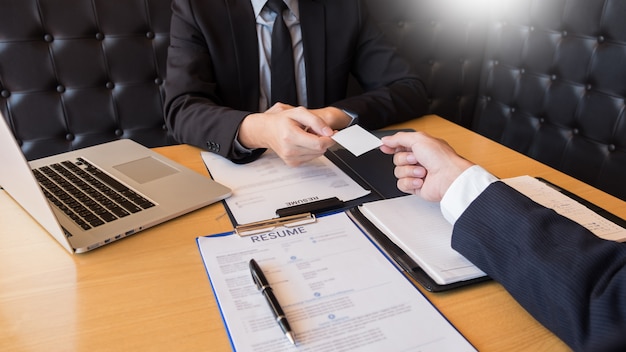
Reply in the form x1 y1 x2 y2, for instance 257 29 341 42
0 0 176 161
1 0 625 201
472 0 626 201
360 0 489 128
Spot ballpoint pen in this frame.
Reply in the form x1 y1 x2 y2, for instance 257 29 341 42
249 258 296 345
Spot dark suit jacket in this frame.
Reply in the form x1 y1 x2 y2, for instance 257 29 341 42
164 0 428 162
452 182 626 351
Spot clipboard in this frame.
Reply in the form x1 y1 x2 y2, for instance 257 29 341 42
536 177 626 230
196 211 479 351
214 129 413 229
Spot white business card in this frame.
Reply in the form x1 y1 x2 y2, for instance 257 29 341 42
331 124 383 157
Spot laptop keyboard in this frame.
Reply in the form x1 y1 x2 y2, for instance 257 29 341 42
33 158 155 230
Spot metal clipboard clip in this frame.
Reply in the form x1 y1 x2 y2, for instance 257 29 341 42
235 212 317 237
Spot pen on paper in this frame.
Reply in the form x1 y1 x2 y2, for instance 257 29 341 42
249 258 296 345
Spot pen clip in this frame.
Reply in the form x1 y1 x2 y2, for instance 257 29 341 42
235 212 316 237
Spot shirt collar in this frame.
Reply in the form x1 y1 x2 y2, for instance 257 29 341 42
251 0 299 20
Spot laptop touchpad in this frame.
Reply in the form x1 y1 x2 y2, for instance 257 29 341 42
113 157 179 184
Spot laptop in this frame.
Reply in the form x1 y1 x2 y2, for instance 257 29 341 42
0 114 231 253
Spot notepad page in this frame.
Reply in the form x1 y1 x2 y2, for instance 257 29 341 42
359 196 486 285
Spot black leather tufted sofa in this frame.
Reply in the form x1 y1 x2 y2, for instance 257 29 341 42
1 0 625 201
0 0 176 161
366 0 626 201
473 0 626 202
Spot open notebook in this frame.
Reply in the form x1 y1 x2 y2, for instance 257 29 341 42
355 195 487 289
353 176 626 291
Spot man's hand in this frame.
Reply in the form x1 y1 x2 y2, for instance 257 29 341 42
238 104 336 166
380 131 474 201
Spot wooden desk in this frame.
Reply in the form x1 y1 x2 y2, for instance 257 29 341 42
1 115 623 351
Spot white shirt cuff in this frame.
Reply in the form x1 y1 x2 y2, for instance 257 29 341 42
440 165 498 225
341 109 358 127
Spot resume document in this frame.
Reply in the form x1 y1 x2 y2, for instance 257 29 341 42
197 212 476 352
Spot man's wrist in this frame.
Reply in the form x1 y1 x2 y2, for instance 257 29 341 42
342 109 359 127
440 165 498 225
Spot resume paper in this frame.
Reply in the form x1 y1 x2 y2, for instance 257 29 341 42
201 151 370 225
197 212 476 352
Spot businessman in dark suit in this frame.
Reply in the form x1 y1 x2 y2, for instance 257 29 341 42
381 132 626 352
164 0 428 166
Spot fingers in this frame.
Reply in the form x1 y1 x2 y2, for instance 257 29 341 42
393 163 427 193
268 104 334 137
394 164 427 179
380 144 411 155
291 108 334 137
392 151 418 167
380 131 428 150
261 106 336 166
397 176 425 195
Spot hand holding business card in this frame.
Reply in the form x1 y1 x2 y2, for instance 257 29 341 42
331 125 383 157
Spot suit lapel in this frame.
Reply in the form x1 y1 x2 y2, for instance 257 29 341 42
227 0 260 110
299 0 326 108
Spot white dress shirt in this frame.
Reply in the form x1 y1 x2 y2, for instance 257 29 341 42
440 165 498 225
251 0 307 111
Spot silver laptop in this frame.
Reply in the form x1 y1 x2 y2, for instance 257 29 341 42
0 114 231 253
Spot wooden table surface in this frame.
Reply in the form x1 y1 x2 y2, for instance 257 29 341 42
2 115 624 351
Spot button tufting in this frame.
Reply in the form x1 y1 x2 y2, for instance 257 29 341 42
539 117 546 124
608 144 616 152
57 85 65 93
573 128 580 135
115 129 123 137
162 124 168 131
520 68 525 74
65 133 74 141
154 77 163 85
106 82 115 89
95 32 104 41
44 34 53 42
551 74 557 81
562 30 568 37
586 84 592 91
1 90 10 98
597 35 605 43
146 31 155 39
396 21 405 28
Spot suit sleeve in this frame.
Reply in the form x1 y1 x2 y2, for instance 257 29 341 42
163 0 264 163
451 181 626 351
